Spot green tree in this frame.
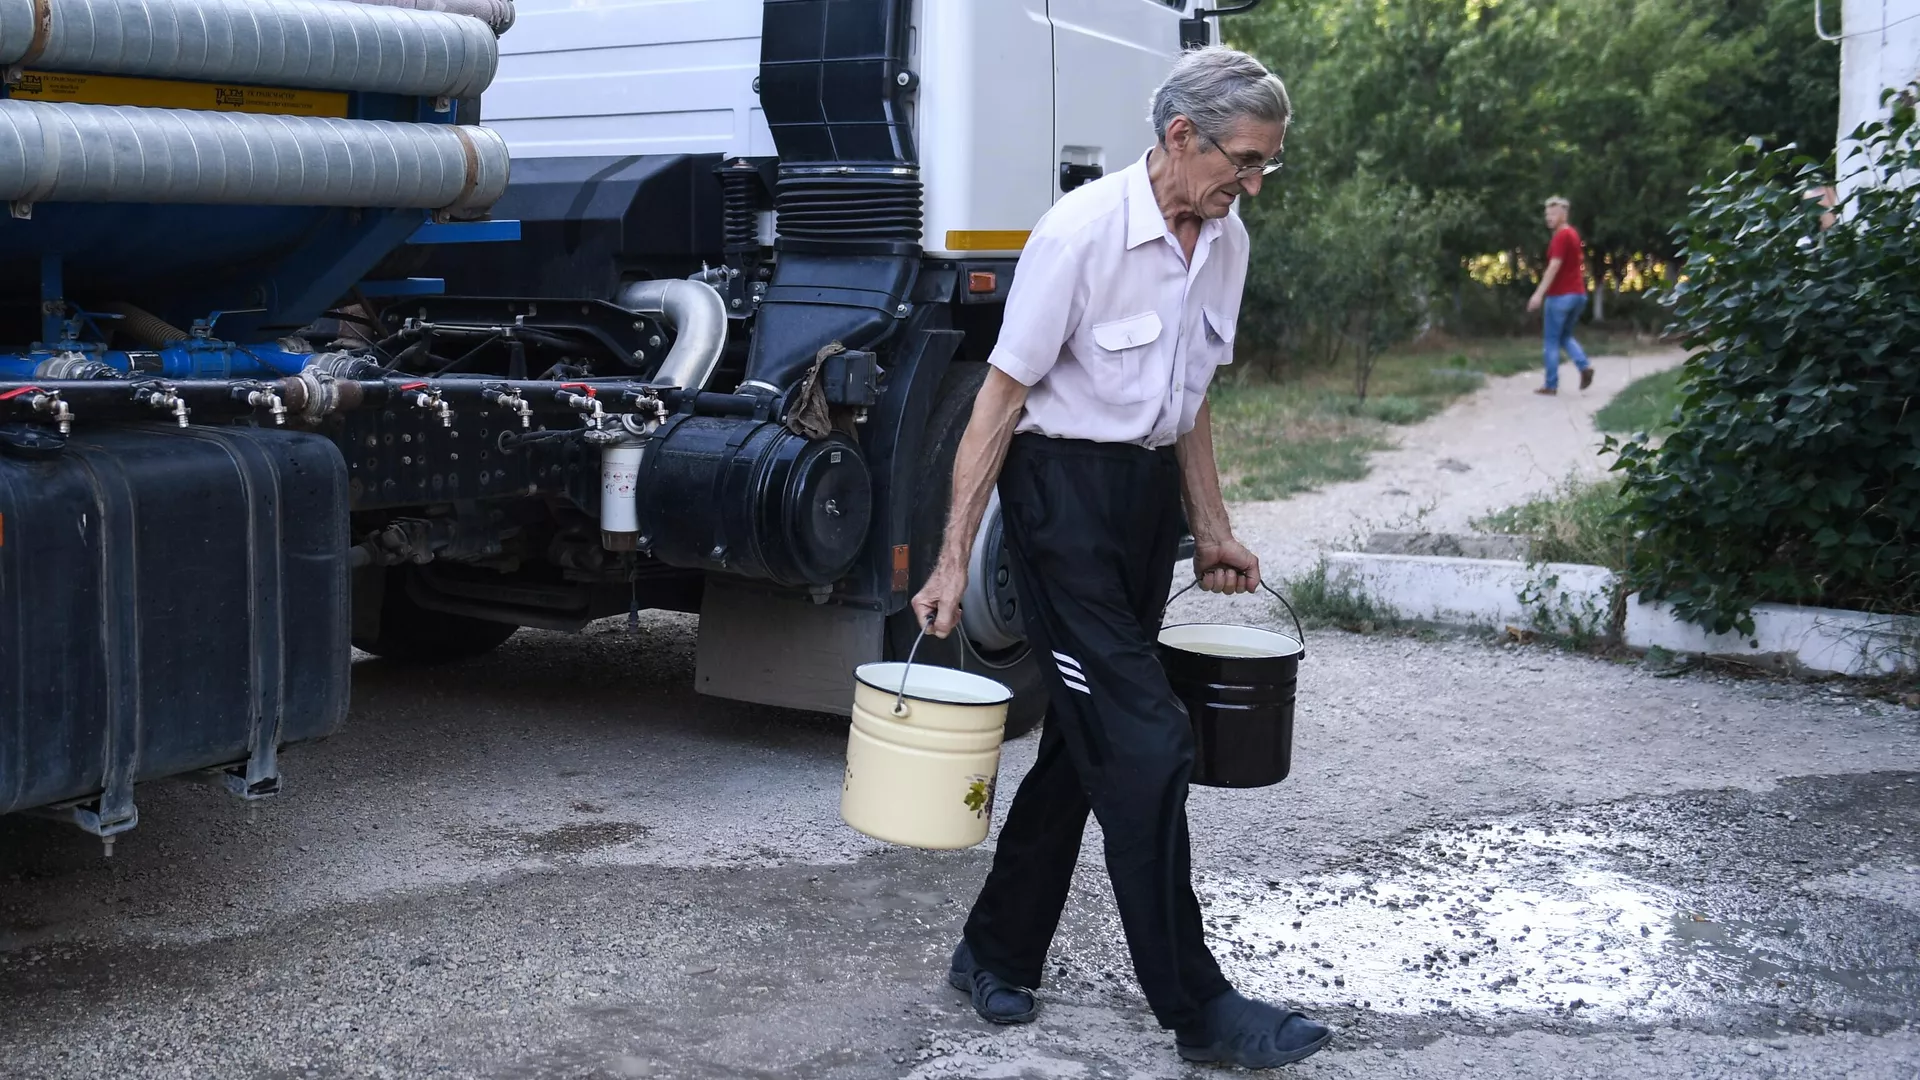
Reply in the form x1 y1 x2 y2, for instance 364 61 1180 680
1226 0 1839 340
1239 169 1454 388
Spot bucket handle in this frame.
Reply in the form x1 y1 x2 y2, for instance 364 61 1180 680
893 615 933 717
1163 573 1308 660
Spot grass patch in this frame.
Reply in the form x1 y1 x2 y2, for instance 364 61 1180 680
1280 558 1399 631
1214 331 1656 500
1473 474 1633 569
1594 365 1688 435
1206 420 1385 501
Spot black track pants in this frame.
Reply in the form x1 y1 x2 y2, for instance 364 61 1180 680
961 433 1231 1030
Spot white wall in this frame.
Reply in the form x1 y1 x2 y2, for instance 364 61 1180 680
1837 0 1920 197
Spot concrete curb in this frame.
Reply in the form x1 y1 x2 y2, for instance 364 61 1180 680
1325 553 1615 637
1323 552 1918 677
1622 599 1920 678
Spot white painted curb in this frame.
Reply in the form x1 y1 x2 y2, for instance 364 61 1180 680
1622 598 1920 677
1325 553 1616 636
1323 552 1918 677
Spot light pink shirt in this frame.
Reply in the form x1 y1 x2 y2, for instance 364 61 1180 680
987 149 1247 449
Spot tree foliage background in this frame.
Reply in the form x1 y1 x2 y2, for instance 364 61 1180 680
1225 0 1840 364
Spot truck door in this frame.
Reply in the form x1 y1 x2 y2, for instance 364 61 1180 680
1048 0 1190 200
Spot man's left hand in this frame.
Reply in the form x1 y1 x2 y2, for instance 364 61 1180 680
1526 294 1543 313
1194 537 1260 595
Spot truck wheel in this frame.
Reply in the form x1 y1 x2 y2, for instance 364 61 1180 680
352 567 519 664
889 362 1048 739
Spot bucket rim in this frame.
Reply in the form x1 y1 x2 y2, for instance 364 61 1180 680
853 661 1015 706
1157 621 1304 660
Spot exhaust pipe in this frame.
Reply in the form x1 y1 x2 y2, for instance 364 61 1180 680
615 279 728 392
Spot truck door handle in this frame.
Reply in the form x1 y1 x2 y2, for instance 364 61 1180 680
1059 162 1103 194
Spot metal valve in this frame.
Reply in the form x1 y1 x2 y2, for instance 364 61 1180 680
620 390 668 427
405 386 454 427
29 391 72 434
484 387 533 429
557 389 606 429
138 386 189 427
246 389 288 426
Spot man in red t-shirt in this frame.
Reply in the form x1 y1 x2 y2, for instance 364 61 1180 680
1525 196 1592 394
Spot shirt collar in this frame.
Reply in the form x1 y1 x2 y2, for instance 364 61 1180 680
1124 148 1225 252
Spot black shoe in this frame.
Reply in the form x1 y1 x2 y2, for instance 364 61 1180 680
1579 367 1595 390
1175 989 1332 1068
947 940 1038 1024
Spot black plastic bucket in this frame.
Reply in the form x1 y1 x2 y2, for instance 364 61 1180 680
1157 580 1306 789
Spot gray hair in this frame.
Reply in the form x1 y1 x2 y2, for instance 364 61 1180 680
1149 45 1291 145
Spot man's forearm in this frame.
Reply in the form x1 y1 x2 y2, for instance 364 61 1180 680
935 367 1030 571
1532 257 1564 301
1175 398 1233 545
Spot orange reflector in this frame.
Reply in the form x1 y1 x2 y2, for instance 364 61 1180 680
967 271 998 294
892 544 911 591
944 230 1030 252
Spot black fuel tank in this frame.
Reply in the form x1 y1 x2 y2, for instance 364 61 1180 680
635 415 871 588
0 424 351 829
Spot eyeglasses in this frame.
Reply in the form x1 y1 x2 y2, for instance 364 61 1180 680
1199 131 1283 178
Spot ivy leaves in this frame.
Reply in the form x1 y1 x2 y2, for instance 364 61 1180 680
1607 98 1920 635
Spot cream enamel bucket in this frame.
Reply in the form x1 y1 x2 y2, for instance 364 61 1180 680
841 647 1013 850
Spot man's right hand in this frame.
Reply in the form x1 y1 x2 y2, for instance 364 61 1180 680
911 562 968 638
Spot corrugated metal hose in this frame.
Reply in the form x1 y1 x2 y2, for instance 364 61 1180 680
0 99 511 212
344 0 514 36
0 0 499 98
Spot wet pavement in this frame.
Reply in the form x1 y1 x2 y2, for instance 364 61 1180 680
1 619 1917 1078
1206 775 1920 1035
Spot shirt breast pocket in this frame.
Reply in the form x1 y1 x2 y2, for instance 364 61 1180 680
1085 311 1163 404
1186 305 1236 394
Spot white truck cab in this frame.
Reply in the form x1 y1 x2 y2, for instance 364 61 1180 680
482 0 1213 257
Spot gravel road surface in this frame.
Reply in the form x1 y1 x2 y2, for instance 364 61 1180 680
4 349 1917 1079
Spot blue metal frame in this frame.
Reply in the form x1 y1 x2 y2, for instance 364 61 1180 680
356 278 448 298
407 220 522 245
3 84 522 360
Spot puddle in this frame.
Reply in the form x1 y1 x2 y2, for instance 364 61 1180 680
1201 810 1920 1027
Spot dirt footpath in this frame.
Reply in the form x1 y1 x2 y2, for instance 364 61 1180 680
1184 347 1685 604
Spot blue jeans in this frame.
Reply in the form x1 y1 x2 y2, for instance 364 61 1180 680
1542 293 1590 389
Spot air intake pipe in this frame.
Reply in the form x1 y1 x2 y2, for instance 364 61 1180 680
0 0 498 99
615 278 728 392
744 0 923 393
0 100 509 214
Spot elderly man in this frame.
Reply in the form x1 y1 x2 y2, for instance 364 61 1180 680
910 46 1331 1070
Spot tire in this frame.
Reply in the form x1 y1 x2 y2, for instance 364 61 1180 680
887 361 1048 739
352 567 519 664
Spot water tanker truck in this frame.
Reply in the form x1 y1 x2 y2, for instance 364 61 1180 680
0 0 1236 849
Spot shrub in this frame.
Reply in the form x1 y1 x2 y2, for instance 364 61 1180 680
1607 95 1920 635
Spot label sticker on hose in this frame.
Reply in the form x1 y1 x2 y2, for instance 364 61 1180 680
9 71 349 117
